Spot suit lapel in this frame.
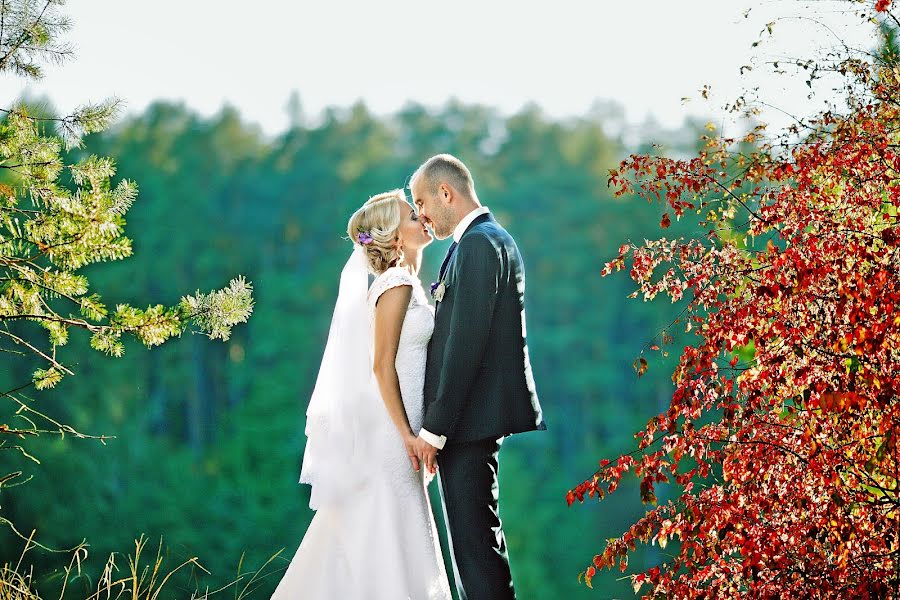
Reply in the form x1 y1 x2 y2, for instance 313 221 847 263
439 213 495 283
438 242 457 281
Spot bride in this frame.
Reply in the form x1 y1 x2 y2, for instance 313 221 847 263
271 190 452 599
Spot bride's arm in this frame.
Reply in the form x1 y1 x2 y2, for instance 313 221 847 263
373 284 420 472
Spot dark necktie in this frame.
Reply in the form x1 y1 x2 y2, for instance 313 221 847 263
438 241 458 281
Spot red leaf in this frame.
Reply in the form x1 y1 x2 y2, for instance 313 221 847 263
568 19 900 593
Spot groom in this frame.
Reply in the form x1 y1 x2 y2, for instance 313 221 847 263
411 154 545 600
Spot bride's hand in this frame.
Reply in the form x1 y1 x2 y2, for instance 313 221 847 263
403 432 421 472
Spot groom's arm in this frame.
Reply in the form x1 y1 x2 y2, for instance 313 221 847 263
422 233 500 441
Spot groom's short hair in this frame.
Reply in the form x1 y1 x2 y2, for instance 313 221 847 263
411 154 475 198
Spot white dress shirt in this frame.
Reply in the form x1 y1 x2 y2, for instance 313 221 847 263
419 206 491 450
452 205 490 242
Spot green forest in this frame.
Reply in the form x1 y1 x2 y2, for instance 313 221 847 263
1 95 711 597
6 0 900 596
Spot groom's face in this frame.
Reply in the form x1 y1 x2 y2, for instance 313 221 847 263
411 179 455 240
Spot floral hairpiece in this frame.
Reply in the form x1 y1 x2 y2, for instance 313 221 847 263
356 231 374 245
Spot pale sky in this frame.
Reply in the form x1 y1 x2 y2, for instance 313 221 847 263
0 1 880 137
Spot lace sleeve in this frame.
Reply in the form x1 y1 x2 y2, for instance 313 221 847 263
368 267 414 310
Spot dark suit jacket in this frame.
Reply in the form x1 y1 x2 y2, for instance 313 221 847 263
423 212 545 444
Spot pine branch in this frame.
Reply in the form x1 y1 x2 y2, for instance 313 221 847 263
7 264 90 309
0 328 73 374
0 345 28 356
0 0 53 72
0 161 53 169
0 313 95 330
3 386 114 443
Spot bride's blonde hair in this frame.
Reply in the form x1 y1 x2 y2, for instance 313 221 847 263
347 189 406 274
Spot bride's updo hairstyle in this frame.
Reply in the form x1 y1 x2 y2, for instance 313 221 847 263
347 189 406 274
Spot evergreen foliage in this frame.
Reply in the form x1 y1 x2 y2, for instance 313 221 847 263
1 3 254 596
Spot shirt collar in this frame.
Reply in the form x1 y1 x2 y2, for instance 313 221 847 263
453 206 490 242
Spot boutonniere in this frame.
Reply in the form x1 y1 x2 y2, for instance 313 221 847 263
430 280 447 302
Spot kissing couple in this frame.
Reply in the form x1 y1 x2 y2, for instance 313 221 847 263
271 154 545 600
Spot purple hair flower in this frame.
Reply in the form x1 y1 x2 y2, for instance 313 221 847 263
356 231 374 245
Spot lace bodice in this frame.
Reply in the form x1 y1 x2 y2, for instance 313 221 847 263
367 266 435 435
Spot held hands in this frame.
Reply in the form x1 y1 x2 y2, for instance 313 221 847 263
402 431 439 475
413 435 439 475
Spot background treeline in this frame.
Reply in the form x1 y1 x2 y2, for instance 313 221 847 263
0 97 705 598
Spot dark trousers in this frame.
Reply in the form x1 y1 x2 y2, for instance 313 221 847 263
437 437 515 600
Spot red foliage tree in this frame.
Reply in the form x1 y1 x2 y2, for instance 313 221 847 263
570 3 899 597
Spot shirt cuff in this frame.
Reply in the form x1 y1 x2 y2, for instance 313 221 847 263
419 428 447 450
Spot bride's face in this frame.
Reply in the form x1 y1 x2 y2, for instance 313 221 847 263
397 201 432 251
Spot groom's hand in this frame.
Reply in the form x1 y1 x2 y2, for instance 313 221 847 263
414 436 439 474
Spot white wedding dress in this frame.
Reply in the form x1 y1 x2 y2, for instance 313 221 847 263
271 266 452 600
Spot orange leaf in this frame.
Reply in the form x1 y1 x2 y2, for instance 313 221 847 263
633 357 649 377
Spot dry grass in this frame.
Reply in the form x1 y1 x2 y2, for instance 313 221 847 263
0 532 284 600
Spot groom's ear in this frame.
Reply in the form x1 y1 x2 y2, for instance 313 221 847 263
439 182 452 203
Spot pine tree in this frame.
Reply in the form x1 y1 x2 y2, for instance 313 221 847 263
0 0 253 493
